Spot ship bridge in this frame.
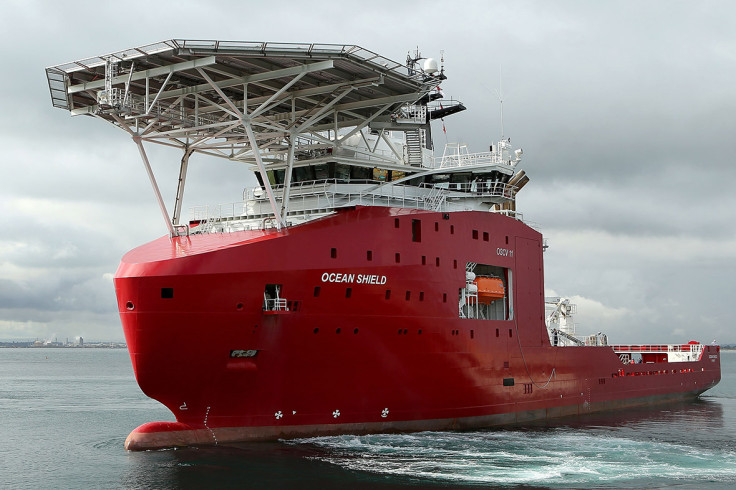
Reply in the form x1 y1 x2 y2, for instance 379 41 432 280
47 40 526 236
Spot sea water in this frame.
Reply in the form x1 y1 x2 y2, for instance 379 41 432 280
1 348 734 489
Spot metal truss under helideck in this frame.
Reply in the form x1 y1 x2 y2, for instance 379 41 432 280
47 40 441 235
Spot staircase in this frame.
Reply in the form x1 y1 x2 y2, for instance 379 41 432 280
423 185 446 211
405 129 424 166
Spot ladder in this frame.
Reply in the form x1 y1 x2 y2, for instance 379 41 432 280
551 328 585 346
405 129 424 166
423 186 446 211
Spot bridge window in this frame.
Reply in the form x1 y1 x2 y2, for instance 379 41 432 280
351 166 372 180
293 165 315 182
314 163 329 180
335 163 350 181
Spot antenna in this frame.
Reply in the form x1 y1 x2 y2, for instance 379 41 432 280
494 65 504 140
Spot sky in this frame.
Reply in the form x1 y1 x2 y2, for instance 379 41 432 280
1 0 734 343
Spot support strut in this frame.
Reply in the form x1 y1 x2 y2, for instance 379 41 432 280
173 147 193 226
133 136 176 237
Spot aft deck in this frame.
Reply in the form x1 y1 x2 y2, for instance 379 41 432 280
612 343 707 364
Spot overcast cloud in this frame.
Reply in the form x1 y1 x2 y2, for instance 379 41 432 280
0 0 734 343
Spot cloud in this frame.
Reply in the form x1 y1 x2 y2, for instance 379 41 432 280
1 0 735 345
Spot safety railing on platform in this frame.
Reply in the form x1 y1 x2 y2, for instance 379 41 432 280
611 344 704 353
191 179 520 232
263 298 288 311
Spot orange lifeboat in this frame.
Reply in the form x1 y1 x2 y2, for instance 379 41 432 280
474 277 505 304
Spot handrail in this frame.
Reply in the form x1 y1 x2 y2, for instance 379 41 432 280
431 151 513 169
610 344 704 353
191 179 520 233
263 298 288 311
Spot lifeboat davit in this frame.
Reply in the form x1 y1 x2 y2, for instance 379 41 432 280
474 276 505 304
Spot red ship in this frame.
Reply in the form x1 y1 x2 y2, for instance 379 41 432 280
47 40 721 451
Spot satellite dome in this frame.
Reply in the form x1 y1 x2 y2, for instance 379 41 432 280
423 58 439 74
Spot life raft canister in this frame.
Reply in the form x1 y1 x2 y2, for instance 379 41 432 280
473 276 505 304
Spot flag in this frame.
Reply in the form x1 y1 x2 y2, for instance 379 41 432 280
440 102 446 134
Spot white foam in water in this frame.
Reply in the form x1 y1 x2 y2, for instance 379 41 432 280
289 429 736 486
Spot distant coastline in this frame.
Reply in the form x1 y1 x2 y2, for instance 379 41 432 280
0 341 126 349
2 342 732 350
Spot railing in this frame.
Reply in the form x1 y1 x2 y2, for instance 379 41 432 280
430 150 517 169
611 344 703 353
190 202 248 222
191 179 521 232
263 298 288 311
394 105 427 124
96 90 226 129
172 40 413 81
611 343 705 365
423 185 446 211
428 180 516 197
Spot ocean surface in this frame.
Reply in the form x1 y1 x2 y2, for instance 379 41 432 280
1 348 734 489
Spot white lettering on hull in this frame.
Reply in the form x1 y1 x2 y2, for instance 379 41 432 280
496 248 514 258
321 272 387 285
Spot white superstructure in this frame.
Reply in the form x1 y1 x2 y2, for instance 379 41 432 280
46 39 527 237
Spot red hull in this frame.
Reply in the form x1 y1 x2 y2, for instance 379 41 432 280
115 206 721 450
